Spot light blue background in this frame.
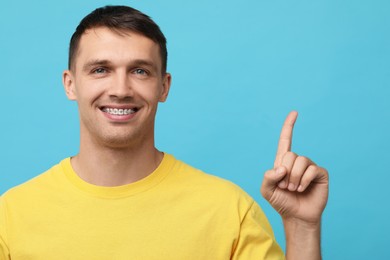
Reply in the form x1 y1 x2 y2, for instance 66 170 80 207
1 0 389 259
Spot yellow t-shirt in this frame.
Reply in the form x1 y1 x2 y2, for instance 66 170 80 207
0 154 284 259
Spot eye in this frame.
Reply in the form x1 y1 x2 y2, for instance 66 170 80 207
92 67 107 74
133 68 148 76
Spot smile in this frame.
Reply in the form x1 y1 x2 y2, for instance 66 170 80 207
101 107 137 115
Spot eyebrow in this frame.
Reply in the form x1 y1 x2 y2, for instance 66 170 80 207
82 59 112 72
132 59 158 71
82 59 158 73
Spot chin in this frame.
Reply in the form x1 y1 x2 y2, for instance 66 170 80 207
99 132 145 149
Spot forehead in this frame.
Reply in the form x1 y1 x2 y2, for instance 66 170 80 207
74 27 161 70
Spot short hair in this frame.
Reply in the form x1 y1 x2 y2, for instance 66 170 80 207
68 5 168 73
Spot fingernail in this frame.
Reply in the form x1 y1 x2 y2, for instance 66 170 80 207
288 183 295 191
297 185 304 192
276 167 284 174
278 180 286 188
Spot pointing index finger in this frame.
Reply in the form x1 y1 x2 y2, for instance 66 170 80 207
274 111 298 168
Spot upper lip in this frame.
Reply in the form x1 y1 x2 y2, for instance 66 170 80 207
100 105 140 111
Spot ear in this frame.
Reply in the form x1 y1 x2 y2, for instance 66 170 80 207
159 73 172 102
63 70 77 100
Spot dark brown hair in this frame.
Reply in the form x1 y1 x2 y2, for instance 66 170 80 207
68 5 168 73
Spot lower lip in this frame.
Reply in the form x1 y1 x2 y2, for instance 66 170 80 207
101 110 137 122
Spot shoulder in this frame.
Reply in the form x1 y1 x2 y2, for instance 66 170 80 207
165 155 276 239
167 154 255 208
1 159 68 203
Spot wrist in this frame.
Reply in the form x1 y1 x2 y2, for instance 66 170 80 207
283 218 322 260
283 217 321 233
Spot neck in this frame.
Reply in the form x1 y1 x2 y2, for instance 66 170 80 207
71 135 163 187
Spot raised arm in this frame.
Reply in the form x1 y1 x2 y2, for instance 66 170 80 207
261 111 329 260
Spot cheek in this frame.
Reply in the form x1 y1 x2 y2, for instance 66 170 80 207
134 83 163 103
75 80 106 103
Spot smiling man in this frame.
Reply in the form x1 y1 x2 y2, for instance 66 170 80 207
63 26 171 187
0 5 328 260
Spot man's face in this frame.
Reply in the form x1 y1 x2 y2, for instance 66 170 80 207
63 27 171 148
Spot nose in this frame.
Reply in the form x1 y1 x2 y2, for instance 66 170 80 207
109 70 134 99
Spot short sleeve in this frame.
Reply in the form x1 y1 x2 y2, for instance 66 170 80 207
0 196 10 259
232 201 285 260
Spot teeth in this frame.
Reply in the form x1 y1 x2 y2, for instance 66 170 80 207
102 108 136 115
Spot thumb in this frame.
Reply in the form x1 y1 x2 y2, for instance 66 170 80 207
261 167 287 201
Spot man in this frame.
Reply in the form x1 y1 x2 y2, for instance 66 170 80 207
0 5 328 259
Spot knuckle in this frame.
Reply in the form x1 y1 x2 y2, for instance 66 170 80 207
297 156 309 164
319 166 329 179
264 169 274 176
282 151 298 162
263 169 276 182
308 164 318 172
288 151 298 158
296 155 318 167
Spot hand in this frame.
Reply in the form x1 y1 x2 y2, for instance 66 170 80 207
261 111 329 225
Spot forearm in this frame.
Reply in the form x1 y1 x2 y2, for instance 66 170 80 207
284 218 322 260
